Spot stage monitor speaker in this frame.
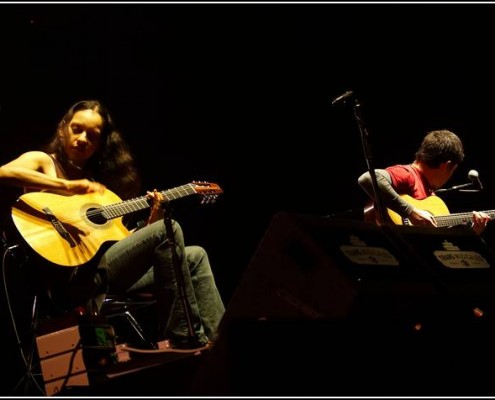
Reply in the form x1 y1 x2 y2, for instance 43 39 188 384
222 212 448 327
384 223 495 305
192 213 495 396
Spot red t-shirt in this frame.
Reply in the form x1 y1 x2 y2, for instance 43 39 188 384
385 164 435 200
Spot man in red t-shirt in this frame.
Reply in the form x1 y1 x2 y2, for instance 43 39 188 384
358 129 490 235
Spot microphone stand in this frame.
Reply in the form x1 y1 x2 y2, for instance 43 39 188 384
161 202 197 345
352 96 388 225
435 182 478 194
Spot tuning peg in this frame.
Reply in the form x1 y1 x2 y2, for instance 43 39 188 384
200 194 218 204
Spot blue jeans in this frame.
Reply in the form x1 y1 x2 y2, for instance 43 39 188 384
96 219 225 346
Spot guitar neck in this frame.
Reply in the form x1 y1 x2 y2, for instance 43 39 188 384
435 210 495 228
100 184 197 220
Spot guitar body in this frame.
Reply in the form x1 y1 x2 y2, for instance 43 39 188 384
11 190 130 267
386 195 450 225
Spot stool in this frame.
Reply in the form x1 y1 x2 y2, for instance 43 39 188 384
101 292 158 350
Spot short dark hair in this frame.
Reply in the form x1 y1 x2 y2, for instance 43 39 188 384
414 129 465 168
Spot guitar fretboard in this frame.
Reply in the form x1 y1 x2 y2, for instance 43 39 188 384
101 184 197 220
435 210 495 227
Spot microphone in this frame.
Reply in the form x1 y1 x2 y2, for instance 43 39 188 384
331 90 354 106
468 169 484 190
435 169 483 193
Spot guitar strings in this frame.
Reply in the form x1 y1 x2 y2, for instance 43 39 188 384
434 211 495 227
30 183 219 226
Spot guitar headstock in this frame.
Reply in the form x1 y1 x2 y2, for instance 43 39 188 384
191 181 223 204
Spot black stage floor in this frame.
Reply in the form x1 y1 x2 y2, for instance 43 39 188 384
45 318 495 397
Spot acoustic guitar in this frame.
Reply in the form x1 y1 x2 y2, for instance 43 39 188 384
10 181 223 267
366 194 495 227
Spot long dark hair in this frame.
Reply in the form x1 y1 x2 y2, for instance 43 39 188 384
43 100 141 199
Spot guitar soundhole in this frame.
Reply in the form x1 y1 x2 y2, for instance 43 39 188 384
86 207 108 225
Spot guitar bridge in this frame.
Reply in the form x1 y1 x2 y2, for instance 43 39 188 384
43 207 76 247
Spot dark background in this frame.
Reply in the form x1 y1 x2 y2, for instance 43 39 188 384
3 2 495 302
2 2 495 394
